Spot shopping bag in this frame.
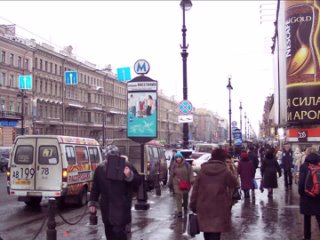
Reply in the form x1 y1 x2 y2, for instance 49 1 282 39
187 213 200 236
253 179 258 189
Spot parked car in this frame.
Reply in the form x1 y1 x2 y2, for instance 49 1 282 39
128 140 168 190
192 153 212 174
0 147 11 172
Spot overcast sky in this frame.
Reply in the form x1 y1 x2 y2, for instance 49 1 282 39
1 1 277 135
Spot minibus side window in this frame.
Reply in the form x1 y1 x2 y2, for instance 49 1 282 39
152 146 160 167
66 146 76 164
75 146 89 164
39 146 59 165
148 146 155 167
88 147 100 163
14 145 33 164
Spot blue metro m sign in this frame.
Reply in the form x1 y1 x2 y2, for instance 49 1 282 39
134 59 150 75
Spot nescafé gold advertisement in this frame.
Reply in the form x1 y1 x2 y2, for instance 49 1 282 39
285 0 320 124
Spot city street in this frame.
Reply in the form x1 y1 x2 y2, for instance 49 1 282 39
1 171 320 240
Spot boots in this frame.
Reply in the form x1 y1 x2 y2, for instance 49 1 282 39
244 190 250 198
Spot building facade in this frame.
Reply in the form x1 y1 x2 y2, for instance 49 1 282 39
0 25 227 147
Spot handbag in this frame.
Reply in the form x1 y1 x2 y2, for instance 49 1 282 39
175 171 191 191
187 213 200 236
232 187 242 201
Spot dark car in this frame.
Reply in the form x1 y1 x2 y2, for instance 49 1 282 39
0 147 11 172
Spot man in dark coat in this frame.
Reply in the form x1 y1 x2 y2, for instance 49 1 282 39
281 143 294 190
298 152 320 240
88 145 140 240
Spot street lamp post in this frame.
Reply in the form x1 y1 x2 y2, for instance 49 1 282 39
226 76 233 147
180 0 192 149
244 112 247 141
17 89 28 135
239 101 243 133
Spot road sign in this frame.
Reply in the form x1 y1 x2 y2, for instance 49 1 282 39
18 75 32 89
179 100 193 114
117 67 131 81
178 114 193 123
64 71 78 85
134 59 150 75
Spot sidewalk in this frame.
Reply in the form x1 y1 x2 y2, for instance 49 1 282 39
37 177 320 240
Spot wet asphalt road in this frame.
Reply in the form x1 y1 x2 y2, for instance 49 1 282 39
2 171 320 240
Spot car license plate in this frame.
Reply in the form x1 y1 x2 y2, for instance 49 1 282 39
15 179 31 185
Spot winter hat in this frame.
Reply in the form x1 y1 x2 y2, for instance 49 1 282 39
175 152 184 159
105 145 120 158
211 148 226 161
240 151 248 159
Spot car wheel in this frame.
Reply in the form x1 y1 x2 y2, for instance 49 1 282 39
162 171 168 186
77 187 88 207
24 196 42 207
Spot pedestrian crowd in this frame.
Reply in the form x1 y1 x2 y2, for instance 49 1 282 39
87 143 320 240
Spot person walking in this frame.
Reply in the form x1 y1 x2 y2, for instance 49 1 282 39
281 143 294 190
260 149 282 198
298 152 320 240
88 145 140 240
237 151 255 198
248 146 259 197
190 148 238 240
295 147 316 184
168 149 177 194
168 151 194 217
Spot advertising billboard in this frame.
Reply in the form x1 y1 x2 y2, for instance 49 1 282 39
285 1 320 124
127 76 158 142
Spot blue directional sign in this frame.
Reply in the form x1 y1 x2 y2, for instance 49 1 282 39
18 75 32 89
64 71 78 85
117 67 131 81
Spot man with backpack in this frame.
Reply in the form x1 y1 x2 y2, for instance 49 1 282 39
298 151 320 240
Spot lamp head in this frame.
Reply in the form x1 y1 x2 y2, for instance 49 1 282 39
180 0 192 11
239 101 243 110
226 78 233 90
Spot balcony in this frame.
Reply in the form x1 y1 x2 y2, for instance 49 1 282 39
0 110 22 121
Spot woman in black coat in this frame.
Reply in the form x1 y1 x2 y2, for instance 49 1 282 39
260 149 281 198
298 152 320 240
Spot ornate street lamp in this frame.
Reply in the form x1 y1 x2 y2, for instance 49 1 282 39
226 75 233 147
239 101 243 133
244 112 247 141
180 0 192 149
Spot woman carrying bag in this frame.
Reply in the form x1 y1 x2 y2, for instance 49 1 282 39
190 148 238 240
168 151 194 217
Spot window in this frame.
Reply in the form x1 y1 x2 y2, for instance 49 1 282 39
9 74 14 87
55 83 57 96
1 51 5 63
45 61 48 72
9 101 14 111
18 56 22 68
88 147 100 163
45 81 47 93
50 62 53 73
1 73 6 86
25 59 29 70
40 59 43 70
75 146 89 164
54 64 57 74
40 80 43 92
9 53 14 65
65 146 76 164
14 145 34 164
0 72 4 86
39 146 58 165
